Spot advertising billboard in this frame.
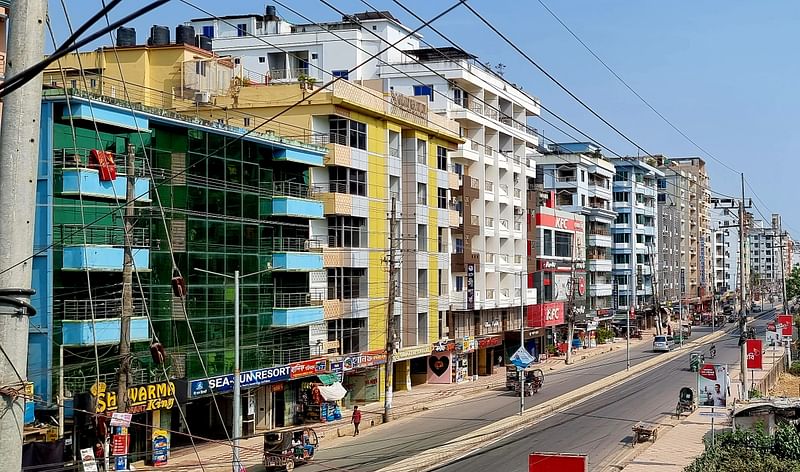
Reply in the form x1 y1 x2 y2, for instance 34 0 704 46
698 363 729 408
746 339 763 369
529 452 588 472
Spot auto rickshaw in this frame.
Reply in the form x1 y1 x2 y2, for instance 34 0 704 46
689 351 704 372
263 427 319 471
514 368 544 396
674 387 696 418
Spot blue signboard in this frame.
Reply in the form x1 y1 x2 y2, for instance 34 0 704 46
189 365 292 398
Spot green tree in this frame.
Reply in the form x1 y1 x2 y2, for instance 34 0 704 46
786 266 800 304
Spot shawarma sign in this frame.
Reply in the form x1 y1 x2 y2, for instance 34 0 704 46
91 381 176 414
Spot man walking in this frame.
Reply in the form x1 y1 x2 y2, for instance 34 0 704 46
352 405 362 436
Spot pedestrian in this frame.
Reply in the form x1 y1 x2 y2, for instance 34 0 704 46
93 439 105 472
351 405 362 436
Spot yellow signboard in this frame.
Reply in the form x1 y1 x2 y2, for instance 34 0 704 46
91 381 176 414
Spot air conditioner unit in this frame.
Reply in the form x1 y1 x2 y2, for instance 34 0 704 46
194 91 211 104
514 207 524 215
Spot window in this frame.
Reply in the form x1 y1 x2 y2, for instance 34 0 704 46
615 213 630 224
329 166 366 196
70 79 77 88
418 269 428 298
437 146 448 171
311 53 319 59
455 276 464 291
417 139 427 164
234 58 240 65
614 233 630 244
413 84 434 101
613 254 631 264
90 78 97 88
236 23 247 36
195 61 207 76
439 311 445 340
328 216 368 248
658 179 667 189
217 118 224 124
417 183 427 205
327 268 367 300
581 170 586 182
438 227 447 253
332 70 349 79
202 25 214 38
328 319 366 355
541 229 553 256
453 87 464 106
329 116 367 150
243 117 250 127
581 194 586 206
258 57 265 63
438 269 445 296
437 187 447 209
418 224 427 251
417 312 428 345
454 238 464 254
613 191 629 202
555 231 572 257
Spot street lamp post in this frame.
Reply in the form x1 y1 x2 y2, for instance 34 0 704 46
196 267 271 472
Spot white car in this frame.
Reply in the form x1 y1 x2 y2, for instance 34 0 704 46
653 335 674 352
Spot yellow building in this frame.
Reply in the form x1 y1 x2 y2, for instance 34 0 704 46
188 79 463 401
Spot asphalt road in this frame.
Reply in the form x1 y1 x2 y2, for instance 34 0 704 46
431 309 776 472
248 319 741 472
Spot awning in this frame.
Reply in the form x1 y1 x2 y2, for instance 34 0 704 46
316 373 338 386
316 382 347 401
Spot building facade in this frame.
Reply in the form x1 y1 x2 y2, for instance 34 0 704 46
537 143 615 322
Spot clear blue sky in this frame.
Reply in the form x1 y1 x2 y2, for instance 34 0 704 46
48 0 799 234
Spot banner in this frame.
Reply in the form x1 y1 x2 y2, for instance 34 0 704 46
529 452 588 472
746 339 763 369
778 315 793 337
766 322 780 347
152 429 169 467
697 363 729 408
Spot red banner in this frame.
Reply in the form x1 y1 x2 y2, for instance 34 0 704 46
746 339 763 369
778 315 793 336
289 358 328 379
527 302 565 328
529 453 587 472
111 434 129 456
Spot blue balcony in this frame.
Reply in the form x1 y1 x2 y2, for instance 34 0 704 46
63 103 149 131
271 252 323 271
273 148 325 167
272 306 324 327
263 196 324 219
61 316 150 346
62 246 150 271
62 169 151 202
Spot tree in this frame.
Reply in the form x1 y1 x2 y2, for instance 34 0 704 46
785 266 800 305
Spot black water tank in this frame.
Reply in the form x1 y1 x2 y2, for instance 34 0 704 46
116 27 136 47
175 25 195 45
196 35 213 52
148 25 170 46
266 5 278 20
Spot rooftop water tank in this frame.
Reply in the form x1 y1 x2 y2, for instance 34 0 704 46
196 35 212 52
116 27 136 47
175 25 195 45
148 25 169 46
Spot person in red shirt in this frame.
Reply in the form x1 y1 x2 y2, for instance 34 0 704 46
351 405 362 436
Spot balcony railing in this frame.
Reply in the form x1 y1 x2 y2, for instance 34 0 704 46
57 298 147 320
55 224 150 247
269 181 314 199
485 217 495 228
54 147 148 176
263 237 322 253
556 175 577 182
269 67 310 81
270 292 324 308
485 181 494 192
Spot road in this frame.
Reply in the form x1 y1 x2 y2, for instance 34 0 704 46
431 309 776 472
248 320 739 472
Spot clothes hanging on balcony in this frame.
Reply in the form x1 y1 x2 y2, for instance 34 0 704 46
89 149 117 181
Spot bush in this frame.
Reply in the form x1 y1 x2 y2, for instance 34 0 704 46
789 361 800 376
749 388 763 399
686 423 800 471
596 327 614 343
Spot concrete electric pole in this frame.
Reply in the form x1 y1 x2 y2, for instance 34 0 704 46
0 2 48 470
383 197 398 423
117 144 137 414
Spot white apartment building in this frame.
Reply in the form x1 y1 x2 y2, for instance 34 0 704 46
537 143 616 320
609 158 663 325
748 214 791 302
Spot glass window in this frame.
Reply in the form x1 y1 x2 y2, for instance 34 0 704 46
413 84 434 101
332 70 349 79
614 170 629 182
417 312 428 344
542 229 553 256
327 216 368 248
418 269 428 298
417 183 427 205
454 238 464 254
555 231 572 257
437 187 447 209
438 227 447 253
455 276 463 291
418 224 427 251
328 116 366 150
202 26 214 38
437 146 448 171
613 192 629 202
237 23 247 36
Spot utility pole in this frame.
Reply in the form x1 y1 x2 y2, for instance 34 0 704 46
519 271 525 415
118 144 136 416
628 175 637 362
648 244 662 336
565 238 580 365
383 197 398 423
738 174 749 400
0 2 47 469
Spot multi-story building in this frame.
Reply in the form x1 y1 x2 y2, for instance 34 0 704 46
748 214 792 304
29 85 328 455
656 160 684 307
188 8 543 374
537 143 615 322
609 158 663 327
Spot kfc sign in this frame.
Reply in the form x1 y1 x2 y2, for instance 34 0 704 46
536 213 582 232
527 302 565 328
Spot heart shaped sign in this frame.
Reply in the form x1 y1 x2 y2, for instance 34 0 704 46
429 355 450 377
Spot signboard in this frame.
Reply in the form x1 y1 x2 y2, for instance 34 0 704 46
510 346 535 369
698 363 729 408
111 434 128 456
80 448 98 472
289 358 328 379
393 344 433 362
336 350 387 371
529 452 588 472
109 412 132 427
767 322 780 346
151 429 169 467
538 259 587 272
746 339 763 369
91 381 176 414
778 315 793 337
612 279 619 312
466 264 475 310
527 302 565 328
190 365 291 398
536 213 584 232
477 335 503 350
680 268 686 295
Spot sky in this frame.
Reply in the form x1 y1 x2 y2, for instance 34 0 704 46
47 0 800 235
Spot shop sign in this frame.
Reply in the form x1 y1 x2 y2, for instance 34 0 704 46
111 434 129 456
390 91 428 119
329 361 344 382
109 412 132 427
746 339 763 369
393 344 433 362
457 336 477 354
333 350 386 371
289 358 328 379
190 364 291 398
527 302 565 328
151 429 169 467
538 259 586 272
477 336 502 350
91 381 176 414
778 315 793 337
536 213 583 232
80 448 98 472
466 264 475 310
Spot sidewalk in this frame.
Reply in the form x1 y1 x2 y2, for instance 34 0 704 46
620 346 787 472
134 334 652 470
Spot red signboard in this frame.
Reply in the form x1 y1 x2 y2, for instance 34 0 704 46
289 358 328 379
527 302 565 328
111 434 129 456
529 452 588 472
778 315 793 336
536 213 583 232
746 339 763 369
477 336 503 350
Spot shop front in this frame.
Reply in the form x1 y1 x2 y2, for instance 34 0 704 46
429 337 477 384
503 327 544 364
329 350 386 408
391 344 434 392
526 301 566 358
476 335 504 376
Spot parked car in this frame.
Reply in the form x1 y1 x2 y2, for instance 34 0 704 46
752 304 762 313
653 335 674 352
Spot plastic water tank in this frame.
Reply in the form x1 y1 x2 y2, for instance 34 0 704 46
148 25 170 46
175 25 195 45
266 5 278 20
196 35 213 52
116 27 136 47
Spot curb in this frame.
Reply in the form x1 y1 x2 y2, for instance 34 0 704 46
375 328 731 472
